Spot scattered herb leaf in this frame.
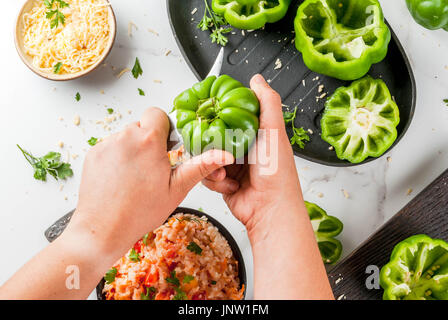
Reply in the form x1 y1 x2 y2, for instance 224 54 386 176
75 92 81 101
165 271 180 287
87 137 98 146
53 62 63 74
129 248 140 262
187 241 203 255
197 0 232 47
138 88 145 96
107 108 114 114
211 280 217 285
173 287 187 300
141 286 157 300
17 145 73 181
444 99 448 107
282 106 310 150
176 216 204 226
142 233 150 246
104 267 117 284
44 0 69 29
183 275 195 284
132 58 143 79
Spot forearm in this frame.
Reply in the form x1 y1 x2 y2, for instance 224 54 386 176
249 201 334 300
0 224 118 300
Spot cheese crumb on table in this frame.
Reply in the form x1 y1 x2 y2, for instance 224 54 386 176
73 115 80 126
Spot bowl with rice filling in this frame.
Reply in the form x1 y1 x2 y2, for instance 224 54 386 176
99 207 246 300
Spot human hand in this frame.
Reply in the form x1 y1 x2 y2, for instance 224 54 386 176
202 74 306 236
66 107 234 259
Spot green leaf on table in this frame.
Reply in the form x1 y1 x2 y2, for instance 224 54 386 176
132 58 143 79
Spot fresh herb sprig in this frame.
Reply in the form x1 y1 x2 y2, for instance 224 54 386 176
444 99 448 107
44 0 69 29
283 107 310 149
141 287 157 300
187 241 203 255
197 0 232 46
87 137 98 146
132 58 143 79
17 145 73 181
129 248 140 262
104 267 117 284
165 271 188 300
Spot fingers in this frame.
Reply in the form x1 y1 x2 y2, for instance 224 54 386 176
250 74 285 130
206 167 227 182
140 107 170 140
171 149 235 195
202 177 240 195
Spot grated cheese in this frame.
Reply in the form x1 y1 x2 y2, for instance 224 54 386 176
22 0 111 75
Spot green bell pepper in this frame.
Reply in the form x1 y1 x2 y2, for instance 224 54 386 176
294 0 391 80
406 0 448 31
321 76 400 164
305 201 343 264
380 235 448 300
174 75 260 158
212 0 292 30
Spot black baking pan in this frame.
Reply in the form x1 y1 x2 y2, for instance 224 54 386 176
45 207 247 300
327 169 448 300
167 0 416 167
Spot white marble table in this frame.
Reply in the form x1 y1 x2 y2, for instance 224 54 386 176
0 0 447 299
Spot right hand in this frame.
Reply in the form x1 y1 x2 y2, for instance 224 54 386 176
202 74 306 234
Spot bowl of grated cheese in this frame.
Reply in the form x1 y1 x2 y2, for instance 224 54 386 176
15 0 116 81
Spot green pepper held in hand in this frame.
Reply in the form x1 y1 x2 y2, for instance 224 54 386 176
174 75 260 158
321 76 400 164
212 0 292 30
305 201 343 264
294 0 391 80
406 0 448 31
380 235 448 300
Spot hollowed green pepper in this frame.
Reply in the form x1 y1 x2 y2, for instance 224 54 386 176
321 76 400 164
380 235 448 300
212 0 292 30
174 75 260 158
406 0 448 31
305 201 343 264
294 0 391 80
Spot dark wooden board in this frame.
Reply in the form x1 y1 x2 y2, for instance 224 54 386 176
167 0 416 167
328 169 448 300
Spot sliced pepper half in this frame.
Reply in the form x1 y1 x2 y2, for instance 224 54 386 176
174 75 260 159
380 235 448 300
212 0 292 30
294 0 391 80
305 201 343 264
406 0 448 31
321 76 400 164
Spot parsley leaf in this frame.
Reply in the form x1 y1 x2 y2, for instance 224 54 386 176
173 287 187 300
75 92 81 101
282 106 310 150
211 280 217 285
87 137 98 146
17 145 73 181
187 241 203 255
142 233 150 246
197 0 232 47
129 248 140 262
107 108 114 114
44 0 69 29
444 99 448 107
104 267 117 284
53 62 63 74
183 275 194 284
138 88 145 96
165 271 180 287
141 286 157 300
132 58 143 79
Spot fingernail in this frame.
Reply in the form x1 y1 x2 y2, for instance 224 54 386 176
253 74 264 84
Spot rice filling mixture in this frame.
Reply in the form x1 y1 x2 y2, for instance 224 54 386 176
103 213 244 300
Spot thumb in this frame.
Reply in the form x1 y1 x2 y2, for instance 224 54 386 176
250 74 284 130
171 149 235 194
